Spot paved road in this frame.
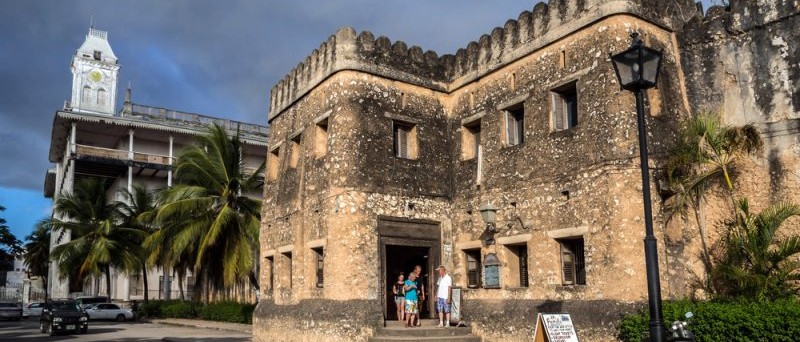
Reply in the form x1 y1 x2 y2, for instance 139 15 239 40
0 317 251 342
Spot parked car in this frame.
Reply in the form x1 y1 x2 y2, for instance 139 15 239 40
23 302 45 317
84 303 134 321
40 300 88 335
0 301 23 321
74 296 108 309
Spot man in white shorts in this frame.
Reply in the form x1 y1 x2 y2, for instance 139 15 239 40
435 265 452 327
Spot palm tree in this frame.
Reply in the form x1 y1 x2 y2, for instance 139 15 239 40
146 124 264 301
0 205 22 279
116 184 159 302
711 199 800 300
50 178 144 296
663 113 763 291
23 218 51 299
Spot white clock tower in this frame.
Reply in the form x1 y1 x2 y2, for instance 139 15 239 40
70 27 120 115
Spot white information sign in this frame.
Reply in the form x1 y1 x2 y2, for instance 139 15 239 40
533 313 579 342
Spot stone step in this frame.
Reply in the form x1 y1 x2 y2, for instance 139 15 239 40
377 326 472 337
370 320 480 342
368 336 481 342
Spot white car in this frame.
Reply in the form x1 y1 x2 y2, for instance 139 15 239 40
23 302 45 317
84 303 134 321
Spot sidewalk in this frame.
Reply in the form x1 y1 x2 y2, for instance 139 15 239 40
151 317 252 334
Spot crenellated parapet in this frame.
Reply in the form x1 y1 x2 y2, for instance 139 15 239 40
268 0 701 121
682 0 800 43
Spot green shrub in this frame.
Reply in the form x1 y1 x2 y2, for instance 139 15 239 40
133 300 255 324
198 301 256 324
618 299 800 342
161 300 199 318
137 300 165 318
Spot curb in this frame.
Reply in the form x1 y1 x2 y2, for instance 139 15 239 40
151 319 252 335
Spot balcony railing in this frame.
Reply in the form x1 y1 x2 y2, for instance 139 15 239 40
74 144 173 166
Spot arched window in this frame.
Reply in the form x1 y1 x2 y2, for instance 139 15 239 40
82 86 92 104
97 88 106 105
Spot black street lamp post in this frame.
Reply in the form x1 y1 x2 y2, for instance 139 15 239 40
611 33 666 342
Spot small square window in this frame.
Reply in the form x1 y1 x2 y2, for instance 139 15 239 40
504 103 524 146
267 147 280 181
393 120 417 159
289 134 301 169
552 83 578 131
464 249 482 289
559 238 586 285
461 120 481 160
312 247 324 288
315 118 329 158
93 50 102 61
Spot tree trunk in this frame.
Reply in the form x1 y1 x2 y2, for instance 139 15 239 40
141 261 149 303
178 272 184 301
694 200 713 292
105 267 111 298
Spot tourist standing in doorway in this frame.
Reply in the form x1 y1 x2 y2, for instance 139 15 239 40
435 265 452 327
392 273 405 321
412 265 425 326
404 273 419 327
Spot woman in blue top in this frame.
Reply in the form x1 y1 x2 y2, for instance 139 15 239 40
403 272 418 328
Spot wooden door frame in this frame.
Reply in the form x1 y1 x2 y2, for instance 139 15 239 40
377 217 440 320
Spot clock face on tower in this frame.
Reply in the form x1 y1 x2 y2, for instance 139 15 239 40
89 70 103 83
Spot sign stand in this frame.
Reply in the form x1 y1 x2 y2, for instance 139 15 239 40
532 313 579 342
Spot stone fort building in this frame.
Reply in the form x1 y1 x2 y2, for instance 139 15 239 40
255 0 800 341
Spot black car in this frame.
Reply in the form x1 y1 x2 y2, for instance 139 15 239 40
39 300 88 335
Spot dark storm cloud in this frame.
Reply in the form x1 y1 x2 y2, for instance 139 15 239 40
0 0 715 191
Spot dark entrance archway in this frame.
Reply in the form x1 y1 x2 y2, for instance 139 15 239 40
378 217 440 321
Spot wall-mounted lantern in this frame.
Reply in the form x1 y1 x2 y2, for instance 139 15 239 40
479 202 498 245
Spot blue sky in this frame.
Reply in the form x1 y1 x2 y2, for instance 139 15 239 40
0 0 717 243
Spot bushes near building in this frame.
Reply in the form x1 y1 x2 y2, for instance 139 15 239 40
136 300 255 324
618 299 800 342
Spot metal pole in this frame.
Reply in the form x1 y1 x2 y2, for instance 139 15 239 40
634 88 666 342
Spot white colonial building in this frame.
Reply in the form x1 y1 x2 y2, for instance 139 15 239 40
44 28 268 301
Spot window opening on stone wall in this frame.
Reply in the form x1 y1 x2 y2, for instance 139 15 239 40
282 251 293 290
93 50 102 61
129 274 143 296
551 82 578 131
186 276 196 298
289 134 301 169
82 86 92 104
464 249 482 289
483 253 501 289
504 243 529 287
314 118 329 158
560 50 567 69
158 275 172 299
392 120 417 159
265 256 274 293
559 237 585 285
267 147 280 181
503 103 524 146
97 88 106 106
461 119 481 160
312 247 324 288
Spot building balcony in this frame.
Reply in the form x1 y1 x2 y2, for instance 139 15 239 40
74 144 173 167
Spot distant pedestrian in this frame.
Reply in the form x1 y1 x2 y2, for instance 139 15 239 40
392 273 405 321
435 265 452 327
412 265 425 326
403 272 419 328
